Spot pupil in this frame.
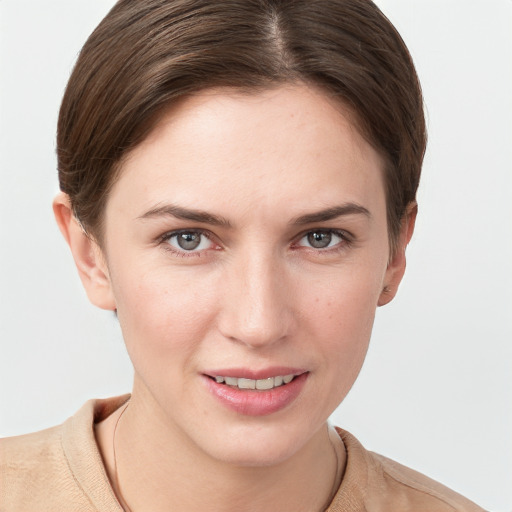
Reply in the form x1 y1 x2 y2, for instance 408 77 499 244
178 232 201 250
308 231 331 249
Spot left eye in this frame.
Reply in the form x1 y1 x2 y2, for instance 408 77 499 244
165 231 213 252
297 230 345 249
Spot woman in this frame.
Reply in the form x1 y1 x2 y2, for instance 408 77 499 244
0 1 489 510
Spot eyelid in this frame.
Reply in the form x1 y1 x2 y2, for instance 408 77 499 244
157 227 202 243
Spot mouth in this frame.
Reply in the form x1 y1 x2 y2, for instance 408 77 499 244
203 370 309 416
208 374 299 391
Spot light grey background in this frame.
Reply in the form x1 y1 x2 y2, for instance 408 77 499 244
0 1 510 510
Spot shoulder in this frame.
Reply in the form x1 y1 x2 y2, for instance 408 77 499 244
329 427 486 512
0 423 93 510
0 396 128 512
368 451 486 511
1 423 63 476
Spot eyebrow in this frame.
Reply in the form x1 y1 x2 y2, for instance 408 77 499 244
291 203 371 225
138 202 371 227
138 204 232 227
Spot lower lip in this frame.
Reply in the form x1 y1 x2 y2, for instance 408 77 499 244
203 373 308 416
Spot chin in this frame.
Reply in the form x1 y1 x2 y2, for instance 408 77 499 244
197 420 319 468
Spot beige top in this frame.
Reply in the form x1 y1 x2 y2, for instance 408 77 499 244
1 396 485 511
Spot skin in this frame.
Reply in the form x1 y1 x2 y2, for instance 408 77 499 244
54 84 415 512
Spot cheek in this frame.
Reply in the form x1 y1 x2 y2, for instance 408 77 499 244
110 262 219 367
319 290 376 369
304 259 384 329
300 262 385 371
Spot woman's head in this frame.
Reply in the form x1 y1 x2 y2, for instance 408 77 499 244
57 0 426 255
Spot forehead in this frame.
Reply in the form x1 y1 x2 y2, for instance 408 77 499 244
108 84 386 226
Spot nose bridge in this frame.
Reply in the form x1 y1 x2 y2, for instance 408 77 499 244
218 246 291 348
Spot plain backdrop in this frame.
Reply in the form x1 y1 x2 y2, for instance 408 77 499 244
0 1 511 510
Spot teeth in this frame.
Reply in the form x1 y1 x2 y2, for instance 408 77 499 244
238 378 256 390
213 374 297 390
255 378 274 390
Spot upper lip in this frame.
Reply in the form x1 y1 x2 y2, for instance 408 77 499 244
203 367 307 380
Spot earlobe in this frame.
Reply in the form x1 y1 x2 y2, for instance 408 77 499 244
53 192 116 311
378 202 417 307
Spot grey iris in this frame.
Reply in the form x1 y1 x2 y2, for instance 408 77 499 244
177 232 201 250
307 231 332 249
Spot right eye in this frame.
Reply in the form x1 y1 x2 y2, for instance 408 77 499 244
162 230 215 254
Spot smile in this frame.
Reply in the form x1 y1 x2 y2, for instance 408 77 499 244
204 371 309 416
212 374 296 390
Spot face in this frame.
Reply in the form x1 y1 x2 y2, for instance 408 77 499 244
97 85 401 466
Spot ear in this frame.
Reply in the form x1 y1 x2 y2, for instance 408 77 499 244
53 192 116 311
378 202 417 307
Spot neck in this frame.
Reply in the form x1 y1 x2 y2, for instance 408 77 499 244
96 389 345 512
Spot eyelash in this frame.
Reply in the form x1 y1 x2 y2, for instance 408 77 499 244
293 229 352 253
157 228 353 257
158 229 218 257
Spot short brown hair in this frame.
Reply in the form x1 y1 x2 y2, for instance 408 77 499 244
57 0 426 252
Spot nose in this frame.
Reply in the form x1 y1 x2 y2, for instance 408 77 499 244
217 250 293 349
